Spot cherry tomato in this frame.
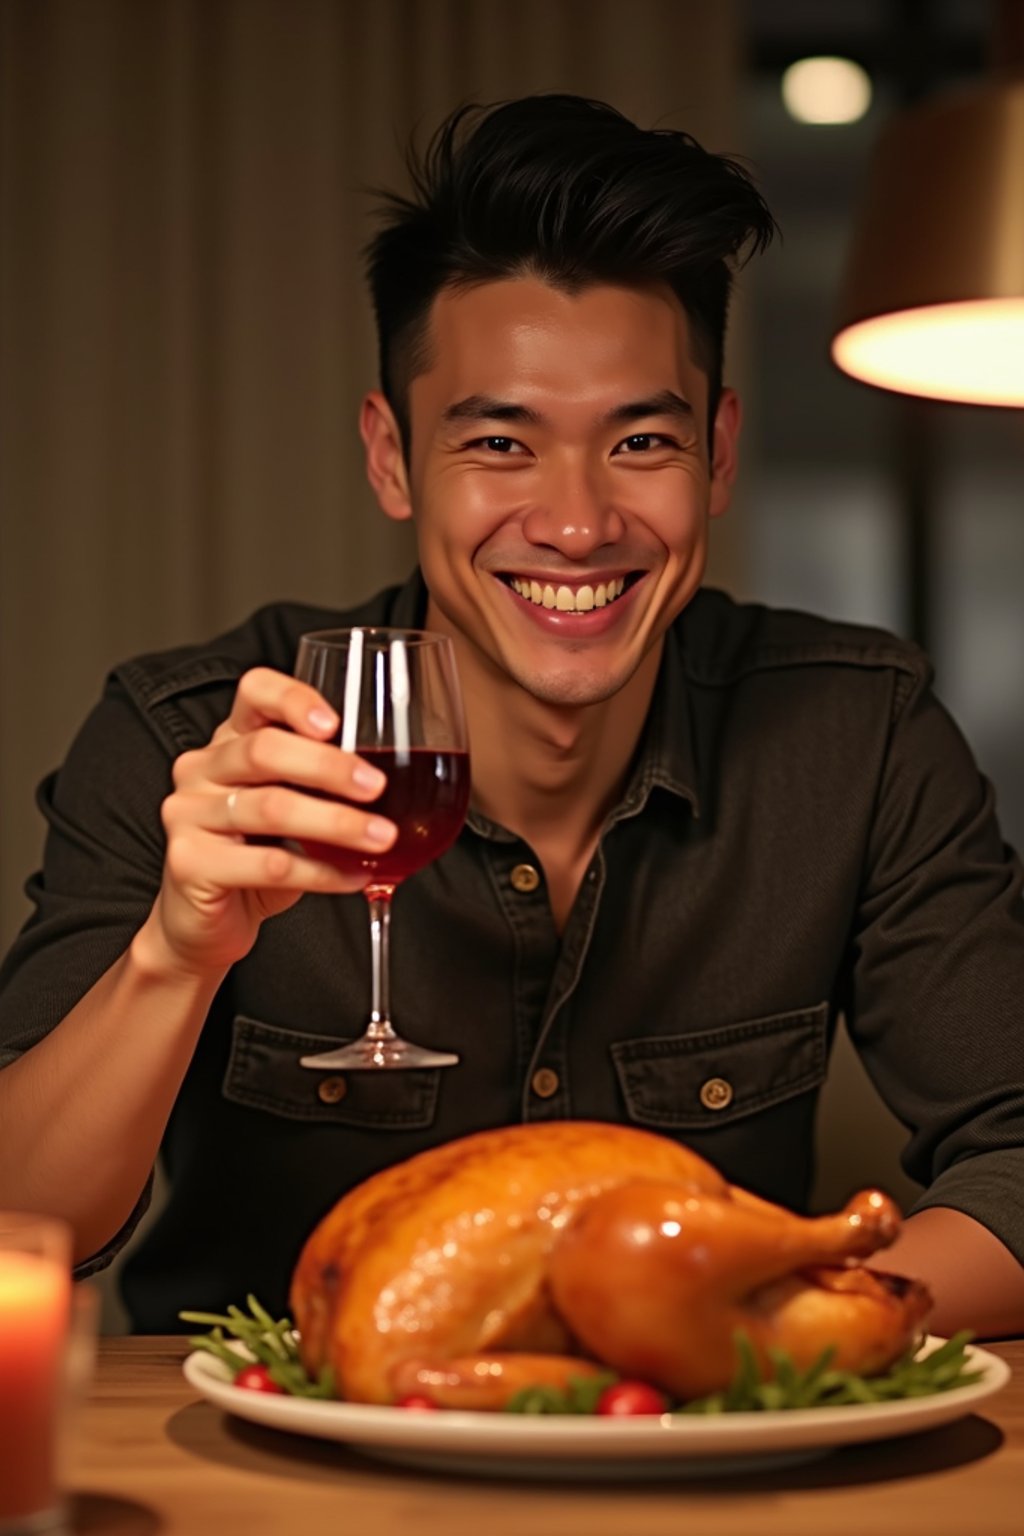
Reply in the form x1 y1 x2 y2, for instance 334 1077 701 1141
234 1363 285 1395
595 1380 669 1416
395 1394 439 1410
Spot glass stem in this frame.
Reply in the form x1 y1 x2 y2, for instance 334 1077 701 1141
365 887 397 1043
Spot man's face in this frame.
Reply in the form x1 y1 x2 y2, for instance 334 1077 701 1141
369 275 739 708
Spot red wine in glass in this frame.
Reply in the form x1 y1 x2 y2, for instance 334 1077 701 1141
302 748 470 886
293 628 469 1071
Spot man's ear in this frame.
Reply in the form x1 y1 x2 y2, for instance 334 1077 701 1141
708 387 742 520
360 391 413 522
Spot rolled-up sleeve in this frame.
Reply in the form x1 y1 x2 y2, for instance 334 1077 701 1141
846 666 1024 1259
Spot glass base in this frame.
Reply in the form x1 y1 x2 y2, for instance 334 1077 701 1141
300 1040 459 1071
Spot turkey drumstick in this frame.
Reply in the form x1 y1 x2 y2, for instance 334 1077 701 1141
548 1180 929 1400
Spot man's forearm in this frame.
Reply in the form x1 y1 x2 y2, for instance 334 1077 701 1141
0 916 223 1265
870 1205 1024 1339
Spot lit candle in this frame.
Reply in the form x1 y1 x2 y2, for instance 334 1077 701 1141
0 1224 71 1531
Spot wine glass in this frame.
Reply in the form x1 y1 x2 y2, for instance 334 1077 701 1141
294 628 470 1070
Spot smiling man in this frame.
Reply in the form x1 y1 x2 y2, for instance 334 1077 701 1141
1 96 1022 1339
361 274 740 927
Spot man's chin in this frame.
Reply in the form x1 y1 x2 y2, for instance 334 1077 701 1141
506 665 632 709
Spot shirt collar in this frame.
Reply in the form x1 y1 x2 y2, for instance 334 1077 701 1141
614 622 701 821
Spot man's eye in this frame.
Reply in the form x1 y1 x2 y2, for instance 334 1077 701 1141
470 436 521 454
617 433 670 453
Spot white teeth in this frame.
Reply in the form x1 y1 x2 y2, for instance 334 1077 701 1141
508 575 630 612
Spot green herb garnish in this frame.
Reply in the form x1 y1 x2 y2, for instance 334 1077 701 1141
179 1293 335 1399
183 1300 980 1415
502 1330 981 1416
676 1329 981 1414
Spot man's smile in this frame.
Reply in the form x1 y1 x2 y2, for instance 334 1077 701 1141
502 573 632 611
492 568 649 634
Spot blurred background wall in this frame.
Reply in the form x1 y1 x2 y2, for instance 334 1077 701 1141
1 0 1021 1330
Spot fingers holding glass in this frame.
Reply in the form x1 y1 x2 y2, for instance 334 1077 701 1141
188 725 387 802
164 828 384 896
224 666 340 738
215 784 396 854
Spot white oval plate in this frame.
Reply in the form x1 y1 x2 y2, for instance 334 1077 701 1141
182 1337 1010 1480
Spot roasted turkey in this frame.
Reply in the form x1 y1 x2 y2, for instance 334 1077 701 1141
290 1121 931 1407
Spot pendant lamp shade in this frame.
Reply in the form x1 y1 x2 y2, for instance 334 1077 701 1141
831 79 1024 405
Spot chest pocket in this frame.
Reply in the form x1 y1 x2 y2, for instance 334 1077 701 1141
611 1003 828 1131
222 1016 441 1129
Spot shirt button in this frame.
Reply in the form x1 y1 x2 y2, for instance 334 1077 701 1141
317 1075 348 1105
699 1077 733 1112
531 1067 560 1099
510 863 541 893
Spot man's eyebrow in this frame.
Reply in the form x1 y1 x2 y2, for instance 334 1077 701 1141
442 395 544 426
440 389 695 429
603 390 695 425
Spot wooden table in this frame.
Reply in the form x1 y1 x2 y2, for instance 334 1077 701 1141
66 1337 1022 1536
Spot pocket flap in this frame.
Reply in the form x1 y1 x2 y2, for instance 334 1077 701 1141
222 1015 441 1128
611 1003 828 1131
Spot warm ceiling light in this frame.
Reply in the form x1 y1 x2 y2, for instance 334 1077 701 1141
832 79 1024 405
833 300 1024 406
782 57 872 125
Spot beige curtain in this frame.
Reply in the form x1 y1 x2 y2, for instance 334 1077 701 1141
0 0 742 945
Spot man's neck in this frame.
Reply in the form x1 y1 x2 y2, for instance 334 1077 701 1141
428 606 663 858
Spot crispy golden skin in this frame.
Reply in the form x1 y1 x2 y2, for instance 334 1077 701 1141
289 1122 931 1406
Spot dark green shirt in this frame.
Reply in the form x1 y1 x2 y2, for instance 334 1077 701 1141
2 574 1022 1330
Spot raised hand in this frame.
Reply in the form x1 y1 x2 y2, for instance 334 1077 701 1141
145 667 397 977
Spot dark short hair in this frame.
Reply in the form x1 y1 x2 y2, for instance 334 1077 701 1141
365 94 776 456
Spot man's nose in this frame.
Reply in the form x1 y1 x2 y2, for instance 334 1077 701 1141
520 469 625 557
